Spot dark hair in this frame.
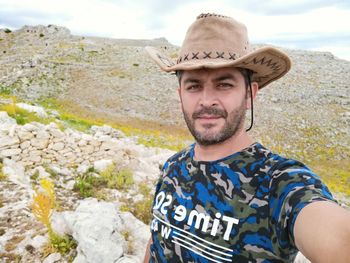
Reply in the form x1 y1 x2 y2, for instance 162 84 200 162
238 68 254 89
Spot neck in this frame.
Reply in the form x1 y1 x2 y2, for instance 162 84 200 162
194 130 254 162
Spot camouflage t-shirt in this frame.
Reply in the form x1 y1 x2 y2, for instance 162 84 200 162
149 142 334 263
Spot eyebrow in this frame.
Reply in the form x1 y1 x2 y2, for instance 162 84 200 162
182 73 237 85
212 73 237 82
183 78 200 85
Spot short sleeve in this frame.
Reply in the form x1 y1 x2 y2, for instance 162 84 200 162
268 159 335 251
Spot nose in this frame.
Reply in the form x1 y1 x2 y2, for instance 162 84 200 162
199 86 218 107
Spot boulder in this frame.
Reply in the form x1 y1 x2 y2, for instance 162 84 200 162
16 103 48 118
31 166 50 179
0 135 20 148
17 130 35 141
0 111 16 126
51 142 65 151
93 159 113 172
30 137 49 149
0 148 22 157
59 199 125 263
2 158 29 187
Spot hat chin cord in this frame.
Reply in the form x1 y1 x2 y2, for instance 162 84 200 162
245 76 254 132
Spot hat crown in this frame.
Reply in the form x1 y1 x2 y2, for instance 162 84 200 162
145 13 291 89
179 13 250 62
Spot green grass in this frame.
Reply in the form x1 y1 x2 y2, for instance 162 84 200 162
73 165 135 198
37 97 191 150
49 232 77 255
120 195 153 224
1 94 347 198
73 173 106 198
261 124 350 198
100 164 134 191
0 102 57 125
0 85 13 95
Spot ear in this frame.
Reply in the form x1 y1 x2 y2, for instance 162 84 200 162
246 82 259 109
177 87 182 102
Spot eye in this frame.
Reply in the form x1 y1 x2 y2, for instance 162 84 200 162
185 85 201 92
217 83 234 89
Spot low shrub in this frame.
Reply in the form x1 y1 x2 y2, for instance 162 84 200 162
32 179 76 255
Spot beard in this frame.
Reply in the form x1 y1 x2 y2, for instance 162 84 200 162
182 101 246 146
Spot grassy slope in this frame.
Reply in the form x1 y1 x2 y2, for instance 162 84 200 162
0 92 349 198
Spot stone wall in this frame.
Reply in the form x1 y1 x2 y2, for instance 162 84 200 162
1 118 134 168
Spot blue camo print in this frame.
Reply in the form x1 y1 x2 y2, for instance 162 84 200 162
149 142 335 263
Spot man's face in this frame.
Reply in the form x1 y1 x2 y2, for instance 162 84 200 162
178 67 250 146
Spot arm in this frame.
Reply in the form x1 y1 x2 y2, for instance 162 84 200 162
143 237 152 263
294 201 350 263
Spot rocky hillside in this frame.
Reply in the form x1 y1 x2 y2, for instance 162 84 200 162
0 24 349 191
0 108 173 262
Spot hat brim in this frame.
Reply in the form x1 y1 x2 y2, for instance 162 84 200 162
145 46 291 88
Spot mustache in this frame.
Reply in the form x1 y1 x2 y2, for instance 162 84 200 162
192 107 228 119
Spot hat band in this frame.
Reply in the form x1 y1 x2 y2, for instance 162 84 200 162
177 51 243 64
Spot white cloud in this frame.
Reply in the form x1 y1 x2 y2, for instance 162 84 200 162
0 0 349 60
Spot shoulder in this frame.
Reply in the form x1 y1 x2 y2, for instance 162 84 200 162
161 144 193 171
258 144 315 180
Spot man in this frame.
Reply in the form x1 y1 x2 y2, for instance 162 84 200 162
143 13 350 262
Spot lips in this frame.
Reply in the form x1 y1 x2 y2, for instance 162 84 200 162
196 114 221 119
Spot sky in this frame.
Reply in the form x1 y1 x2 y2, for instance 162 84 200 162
0 0 349 61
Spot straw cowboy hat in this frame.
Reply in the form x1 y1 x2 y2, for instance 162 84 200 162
145 13 291 88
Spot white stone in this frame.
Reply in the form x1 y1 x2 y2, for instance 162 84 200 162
50 128 65 138
97 135 112 142
36 130 50 139
11 155 21 161
52 142 65 151
17 130 34 141
2 158 29 187
100 141 121 151
59 148 71 155
29 148 41 154
119 212 151 260
0 111 16 126
29 154 42 163
20 140 31 149
49 165 71 177
30 138 49 149
89 139 101 147
60 199 125 263
31 235 47 249
65 180 76 190
0 135 20 148
81 134 93 141
116 256 140 263
8 124 16 137
56 156 67 165
93 159 113 172
32 166 50 179
77 164 90 174
66 137 76 145
81 145 95 154
43 252 61 263
16 103 48 118
22 123 39 132
52 137 65 143
77 139 87 146
0 148 22 157
92 151 104 158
